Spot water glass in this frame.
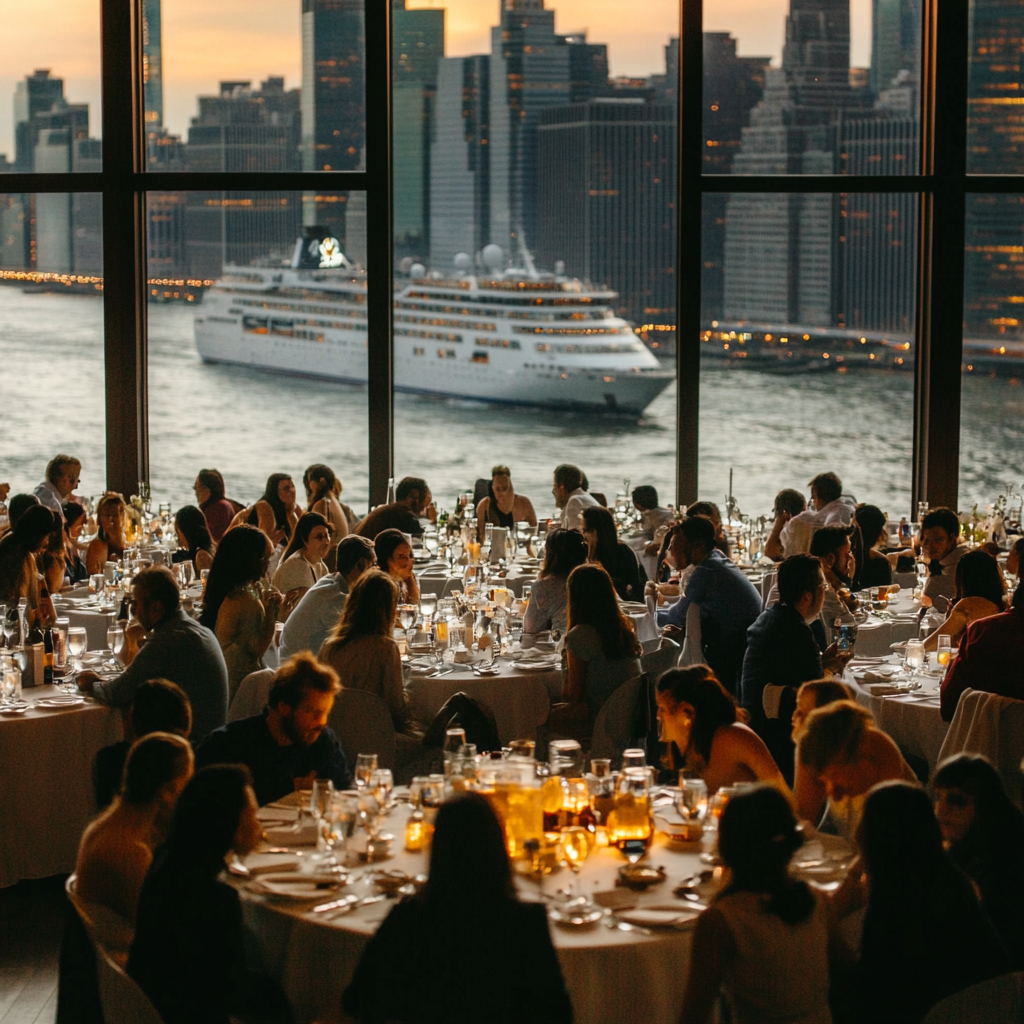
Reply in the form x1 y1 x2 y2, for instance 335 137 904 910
408 775 431 809
419 592 438 624
936 634 952 671
561 826 591 874
548 739 583 777
88 574 106 597
106 623 125 664
355 753 378 790
66 627 88 672
904 639 926 686
678 777 709 823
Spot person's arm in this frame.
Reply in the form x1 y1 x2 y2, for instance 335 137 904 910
562 651 587 704
522 581 551 633
678 907 733 1024
123 841 154 926
255 501 287 546
475 498 490 541
793 757 828 824
383 641 409 725
725 725 793 800
521 496 538 528
85 539 107 576
195 548 214 573
218 592 276 662
90 630 161 704
764 512 791 562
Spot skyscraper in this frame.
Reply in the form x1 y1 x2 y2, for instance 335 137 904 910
13 69 66 172
870 0 921 96
143 0 164 127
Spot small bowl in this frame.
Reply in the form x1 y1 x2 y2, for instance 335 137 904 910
617 864 667 891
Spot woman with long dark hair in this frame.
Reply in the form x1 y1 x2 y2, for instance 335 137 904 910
374 527 420 604
656 666 789 796
680 786 831 1024
523 528 588 634
343 793 572 1024
303 464 349 570
922 549 1005 651
933 754 1024 966
245 473 299 547
199 524 282 700
0 504 58 626
580 505 646 601
272 511 331 598
193 469 239 544
853 504 893 591
171 505 215 574
61 501 90 584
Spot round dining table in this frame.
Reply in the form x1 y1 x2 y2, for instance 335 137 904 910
416 565 538 600
0 684 123 888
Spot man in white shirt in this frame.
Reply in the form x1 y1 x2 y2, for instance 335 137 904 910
280 534 376 660
920 506 967 612
552 464 598 530
34 454 81 519
778 471 856 556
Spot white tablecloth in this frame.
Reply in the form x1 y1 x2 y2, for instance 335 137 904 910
0 685 123 887
59 604 115 651
416 567 537 599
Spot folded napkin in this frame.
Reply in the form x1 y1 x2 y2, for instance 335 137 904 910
865 683 905 696
855 666 899 683
247 873 342 899
616 907 699 929
263 822 317 847
241 851 301 875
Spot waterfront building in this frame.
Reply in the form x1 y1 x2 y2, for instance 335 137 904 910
143 0 164 128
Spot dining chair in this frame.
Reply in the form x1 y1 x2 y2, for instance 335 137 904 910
921 970 1024 1023
65 873 134 963
590 676 646 765
228 668 276 721
94 943 166 1024
328 687 397 772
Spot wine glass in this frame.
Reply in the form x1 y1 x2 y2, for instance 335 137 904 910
936 634 952 677
561 826 590 886
180 561 194 589
371 768 394 810
904 639 926 688
310 778 334 851
398 603 417 644
423 532 439 559
354 753 378 791
106 622 125 664
419 592 437 628
66 627 88 673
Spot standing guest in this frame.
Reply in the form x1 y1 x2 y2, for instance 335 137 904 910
193 469 239 544
922 549 1004 652
581 505 647 601
548 563 642 732
93 678 193 810
940 582 1024 720
790 679 856 825
853 504 894 591
796 701 916 843
0 505 58 626
61 501 90 584
679 787 832 1024
355 476 433 539
303 464 350 570
318 569 409 733
657 666 790 797
374 527 420 604
475 464 538 538
76 733 194 927
280 534 376 660
933 754 1024 967
34 454 81 519
809 526 857 645
522 528 588 634
551 463 597 530
196 654 351 803
764 488 809 562
660 518 762 693
170 505 215 574
272 511 332 602
343 793 573 1024
86 493 129 574
778 472 856 556
920 506 968 611
128 765 289 1024
199 524 283 702
839 782 1010 1024
77 567 229 744
686 501 732 558
632 485 675 540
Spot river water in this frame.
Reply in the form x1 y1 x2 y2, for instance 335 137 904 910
2 289 1021 519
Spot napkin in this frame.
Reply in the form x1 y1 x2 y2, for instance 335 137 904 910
263 822 317 847
242 851 301 875
247 874 341 899
855 667 899 683
865 683 905 696
616 908 699 929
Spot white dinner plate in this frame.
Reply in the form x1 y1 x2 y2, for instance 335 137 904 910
247 873 344 900
0 705 29 715
516 660 559 672
616 906 700 929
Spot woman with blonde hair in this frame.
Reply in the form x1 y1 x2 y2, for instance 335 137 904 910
87 493 130 574
790 679 856 824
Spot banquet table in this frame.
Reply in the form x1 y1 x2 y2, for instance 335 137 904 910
0 684 123 888
416 565 537 599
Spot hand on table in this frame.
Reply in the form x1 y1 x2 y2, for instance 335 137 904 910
76 671 100 695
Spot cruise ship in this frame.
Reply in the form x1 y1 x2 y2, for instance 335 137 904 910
193 241 674 416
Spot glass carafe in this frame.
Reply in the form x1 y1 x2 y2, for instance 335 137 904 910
606 767 653 862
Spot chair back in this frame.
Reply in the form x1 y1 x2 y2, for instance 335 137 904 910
936 689 1024 806
328 688 397 771
590 676 645 764
65 874 135 962
921 971 1024 1024
228 668 276 721
677 602 703 667
94 943 166 1024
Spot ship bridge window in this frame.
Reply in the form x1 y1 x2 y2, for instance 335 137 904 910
243 316 268 334
475 337 521 350
471 352 490 364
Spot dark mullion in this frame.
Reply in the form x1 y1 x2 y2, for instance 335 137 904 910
364 0 394 510
676 0 703 507
100 0 148 497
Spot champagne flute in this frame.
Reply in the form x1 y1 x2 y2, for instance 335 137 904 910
354 753 378 791
561 826 590 883
936 634 952 672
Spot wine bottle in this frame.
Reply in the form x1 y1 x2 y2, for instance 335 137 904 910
43 627 54 685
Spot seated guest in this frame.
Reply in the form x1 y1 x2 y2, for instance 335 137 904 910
923 548 1004 652
657 666 790 797
86 493 130 574
128 765 287 1024
764 488 808 562
199 524 283 702
76 733 193 927
343 793 572 1024
632 484 675 540
1007 536 1024 578
797 701 916 843
522 528 588 634
933 754 1024 967
940 582 1024 720
0 505 58 627
94 678 193 810
355 476 432 539
281 534 376 660
272 510 331 601
475 464 538 539
6 492 42 534
778 471 855 556
318 569 410 733
920 506 967 612
196 653 351 803
78 567 229 744
193 468 240 544
551 463 597 530
39 518 68 597
170 504 215 574
61 501 90 584
790 679 856 824
303 464 349 569
374 527 420 603
840 782 1010 1024
660 518 762 693
741 555 851 784
809 526 857 645
548 564 642 732
853 504 893 591
686 501 731 558
35 453 81 518
244 472 300 548
679 787 831 1024
581 505 646 601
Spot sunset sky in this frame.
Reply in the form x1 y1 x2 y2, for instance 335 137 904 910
0 0 874 161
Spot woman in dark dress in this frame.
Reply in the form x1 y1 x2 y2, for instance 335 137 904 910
581 505 646 601
853 504 893 591
171 504 215 574
343 793 573 1024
